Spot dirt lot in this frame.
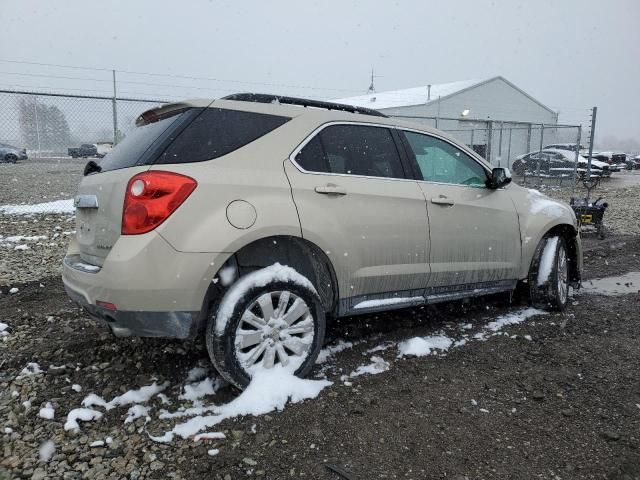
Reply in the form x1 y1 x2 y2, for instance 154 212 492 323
1 174 640 480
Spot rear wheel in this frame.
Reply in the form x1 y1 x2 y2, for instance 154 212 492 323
528 235 569 311
5 154 17 163
206 273 325 389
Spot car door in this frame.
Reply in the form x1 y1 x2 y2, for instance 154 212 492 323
284 122 430 308
398 129 521 291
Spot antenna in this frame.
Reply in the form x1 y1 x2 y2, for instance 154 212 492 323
367 67 382 94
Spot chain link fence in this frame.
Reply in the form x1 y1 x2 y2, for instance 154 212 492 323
0 90 584 213
0 90 166 211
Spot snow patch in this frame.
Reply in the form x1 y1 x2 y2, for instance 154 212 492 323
82 382 168 410
579 272 640 296
39 440 55 462
316 340 354 364
64 408 103 432
348 356 390 377
0 199 74 215
397 335 453 357
180 378 222 402
124 405 150 424
0 322 9 338
17 362 42 378
149 367 331 442
39 402 55 420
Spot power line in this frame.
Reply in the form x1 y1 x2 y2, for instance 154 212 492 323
0 58 362 94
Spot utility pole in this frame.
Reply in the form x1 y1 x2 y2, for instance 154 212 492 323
586 107 597 179
112 70 118 145
33 96 41 158
366 67 382 94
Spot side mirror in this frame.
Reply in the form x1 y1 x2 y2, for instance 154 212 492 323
486 167 512 189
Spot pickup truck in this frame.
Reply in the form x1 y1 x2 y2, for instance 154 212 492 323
68 144 98 159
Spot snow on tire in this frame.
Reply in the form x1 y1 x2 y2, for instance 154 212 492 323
528 235 569 311
206 264 326 390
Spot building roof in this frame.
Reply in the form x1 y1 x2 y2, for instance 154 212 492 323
333 76 557 115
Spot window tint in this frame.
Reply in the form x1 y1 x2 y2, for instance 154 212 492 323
157 108 290 164
295 124 405 179
403 131 487 186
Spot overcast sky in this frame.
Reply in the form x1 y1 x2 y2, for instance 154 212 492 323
0 0 638 142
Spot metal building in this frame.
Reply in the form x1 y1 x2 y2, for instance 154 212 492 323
334 76 567 166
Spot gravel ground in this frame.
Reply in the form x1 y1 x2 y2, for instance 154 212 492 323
0 157 83 206
1 165 640 480
0 235 639 480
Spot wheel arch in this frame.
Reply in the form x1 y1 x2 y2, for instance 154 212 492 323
196 235 339 336
525 223 581 285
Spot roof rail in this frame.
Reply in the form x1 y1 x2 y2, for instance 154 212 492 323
221 93 388 118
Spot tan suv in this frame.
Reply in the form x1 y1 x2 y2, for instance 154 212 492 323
62 94 582 388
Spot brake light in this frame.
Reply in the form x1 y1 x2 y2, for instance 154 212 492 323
122 171 197 235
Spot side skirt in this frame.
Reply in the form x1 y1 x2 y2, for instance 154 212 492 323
339 279 518 317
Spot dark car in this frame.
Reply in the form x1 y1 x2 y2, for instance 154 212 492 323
0 143 28 163
512 149 611 177
68 144 98 158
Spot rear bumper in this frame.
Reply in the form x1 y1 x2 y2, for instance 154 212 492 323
64 280 197 338
62 232 229 339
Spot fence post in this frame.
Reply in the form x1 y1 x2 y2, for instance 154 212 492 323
507 128 512 169
112 70 118 145
486 122 493 163
497 121 504 167
470 129 474 149
573 125 582 191
33 95 41 159
538 124 544 152
526 124 532 152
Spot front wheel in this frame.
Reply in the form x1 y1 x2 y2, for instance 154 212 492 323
206 267 325 389
528 236 569 311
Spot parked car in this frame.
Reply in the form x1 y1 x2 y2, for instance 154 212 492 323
588 151 627 172
68 143 98 158
95 142 113 158
543 143 586 153
629 154 640 170
512 148 612 177
0 143 28 163
63 94 582 389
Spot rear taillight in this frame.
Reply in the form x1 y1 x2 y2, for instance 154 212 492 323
122 171 197 235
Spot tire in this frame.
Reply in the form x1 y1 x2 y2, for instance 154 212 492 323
5 154 17 164
528 235 569 311
206 274 325 390
512 159 526 176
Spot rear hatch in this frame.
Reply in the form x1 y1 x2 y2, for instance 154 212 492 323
74 104 205 266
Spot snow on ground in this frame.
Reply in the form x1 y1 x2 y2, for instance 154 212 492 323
578 271 640 296
64 408 103 432
537 237 559 285
150 367 331 443
398 335 453 357
476 308 546 340
0 198 74 215
38 402 55 420
0 234 48 243
348 356 390 377
179 377 223 402
82 382 168 411
316 340 355 364
124 405 150 424
17 362 42 378
0 321 9 339
38 440 55 462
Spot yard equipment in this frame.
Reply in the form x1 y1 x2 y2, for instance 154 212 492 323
570 177 608 239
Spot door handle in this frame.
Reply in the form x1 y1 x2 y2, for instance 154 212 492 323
431 195 454 206
315 184 347 195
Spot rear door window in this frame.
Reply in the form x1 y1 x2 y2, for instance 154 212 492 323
156 108 290 164
295 124 406 179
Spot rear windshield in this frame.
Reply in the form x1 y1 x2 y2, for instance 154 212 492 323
156 108 290 164
97 107 290 172
97 108 198 173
